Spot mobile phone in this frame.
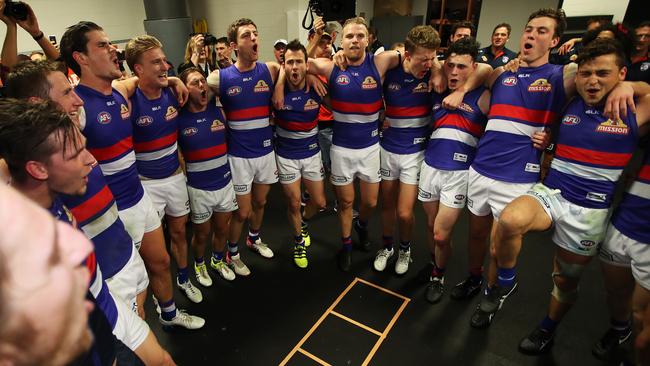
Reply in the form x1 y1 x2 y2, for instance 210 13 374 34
49 35 57 45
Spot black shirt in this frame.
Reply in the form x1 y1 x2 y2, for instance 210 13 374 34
627 55 650 83
476 46 517 68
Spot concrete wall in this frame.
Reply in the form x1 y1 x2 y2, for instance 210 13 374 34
562 0 629 23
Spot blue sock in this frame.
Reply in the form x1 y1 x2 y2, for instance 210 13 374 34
382 236 394 250
177 267 188 284
342 236 353 251
496 266 516 288
539 315 558 333
399 240 410 252
248 228 260 243
195 257 204 266
227 240 239 255
160 299 177 321
212 251 224 262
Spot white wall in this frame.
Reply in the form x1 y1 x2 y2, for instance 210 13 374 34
562 0 629 23
0 0 146 54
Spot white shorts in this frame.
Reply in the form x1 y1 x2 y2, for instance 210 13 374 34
141 173 190 219
526 183 609 257
600 224 650 291
118 192 161 249
418 164 468 209
188 183 239 224
330 144 381 186
380 148 423 185
112 292 150 351
229 152 279 195
467 167 534 219
104 245 149 312
277 153 325 184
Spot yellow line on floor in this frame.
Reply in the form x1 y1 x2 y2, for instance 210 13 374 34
355 277 411 301
361 298 410 366
296 347 332 366
330 310 382 336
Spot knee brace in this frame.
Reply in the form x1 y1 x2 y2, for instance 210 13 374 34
550 258 585 304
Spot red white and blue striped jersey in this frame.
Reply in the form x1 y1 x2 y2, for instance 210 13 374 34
611 149 650 243
472 63 566 183
60 166 134 279
131 87 180 179
426 87 488 170
76 84 144 210
544 97 638 208
381 66 431 154
329 53 383 149
274 87 322 159
49 198 118 329
218 63 274 158
177 103 231 191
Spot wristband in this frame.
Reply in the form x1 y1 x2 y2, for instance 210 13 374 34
32 31 44 41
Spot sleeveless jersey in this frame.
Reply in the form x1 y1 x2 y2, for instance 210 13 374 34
218 63 274 158
472 63 566 183
381 66 431 154
611 149 650 243
131 87 180 179
177 103 231 191
75 84 144 210
426 87 487 170
544 98 638 209
274 86 322 159
329 53 383 149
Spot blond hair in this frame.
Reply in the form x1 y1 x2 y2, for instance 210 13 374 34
405 25 441 53
125 35 163 75
342 17 369 35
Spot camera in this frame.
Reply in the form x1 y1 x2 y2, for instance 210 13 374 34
190 33 218 46
309 0 324 17
3 0 29 21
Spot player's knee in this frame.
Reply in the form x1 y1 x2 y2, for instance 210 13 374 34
550 259 584 304
433 229 451 246
498 208 527 237
396 208 413 225
150 252 171 274
252 197 267 210
234 206 251 222
161 350 176 366
338 197 353 209
287 198 301 213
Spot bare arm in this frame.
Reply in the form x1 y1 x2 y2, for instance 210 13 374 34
477 89 491 116
562 62 578 99
307 57 334 80
443 63 493 109
265 61 282 84
17 3 58 60
634 94 650 132
112 76 138 98
0 1 18 69
373 50 400 79
307 16 325 58
206 69 221 95
603 81 650 121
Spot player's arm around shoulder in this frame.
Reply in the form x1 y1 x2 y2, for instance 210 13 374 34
477 88 491 116
206 69 221 95
373 50 400 78
635 93 650 135
562 62 578 98
266 61 282 84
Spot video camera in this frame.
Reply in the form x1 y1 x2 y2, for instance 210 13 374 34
190 33 218 46
3 0 29 21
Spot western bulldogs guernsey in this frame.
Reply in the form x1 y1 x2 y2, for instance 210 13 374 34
131 87 181 179
472 63 566 183
611 149 650 243
426 87 487 170
381 67 431 154
544 98 638 209
218 63 274 158
49 198 119 329
177 103 231 191
329 53 383 149
75 84 144 210
60 167 134 279
274 87 322 160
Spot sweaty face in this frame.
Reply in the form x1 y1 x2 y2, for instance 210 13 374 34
235 24 259 63
45 130 95 196
185 71 208 108
451 27 472 43
576 54 626 106
135 47 170 89
491 26 509 48
406 46 436 79
341 23 368 62
47 71 84 125
284 49 307 88
444 53 476 90
519 16 560 66
79 30 122 81
636 26 650 52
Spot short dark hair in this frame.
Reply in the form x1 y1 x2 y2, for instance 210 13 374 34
6 60 67 100
446 37 479 60
576 38 626 69
216 36 228 45
637 21 650 29
581 23 635 62
0 99 80 184
528 8 567 39
227 18 256 44
283 39 307 62
60 21 103 77
368 26 379 37
492 23 511 36
587 17 610 28
450 21 475 38
178 67 203 85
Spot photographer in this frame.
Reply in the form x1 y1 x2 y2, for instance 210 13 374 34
178 33 216 76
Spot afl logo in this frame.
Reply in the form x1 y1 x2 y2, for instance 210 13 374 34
580 240 596 248
182 127 198 136
227 86 242 96
136 115 154 127
562 115 580 125
336 75 350 85
641 62 650 71
387 82 400 91
502 76 517 86
97 111 112 124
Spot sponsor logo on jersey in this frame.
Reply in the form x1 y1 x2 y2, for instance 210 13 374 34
164 106 178 121
227 86 242 96
586 192 607 202
502 76 517 86
387 82 401 91
254 80 270 93
182 127 198 136
453 153 468 162
455 194 465 201
361 76 378 89
457 103 475 113
528 78 552 92
502 56 509 63
97 111 112 124
119 104 130 119
304 98 319 110
525 163 540 173
481 55 488 62
210 119 225 132
562 114 580 125
336 75 350 85
641 62 650 71
380 168 390 177
418 187 432 199
585 109 599 115
596 118 629 135
413 137 426 144
136 115 153 127
280 104 293 110
432 103 442 110
412 82 428 93
580 240 596 248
